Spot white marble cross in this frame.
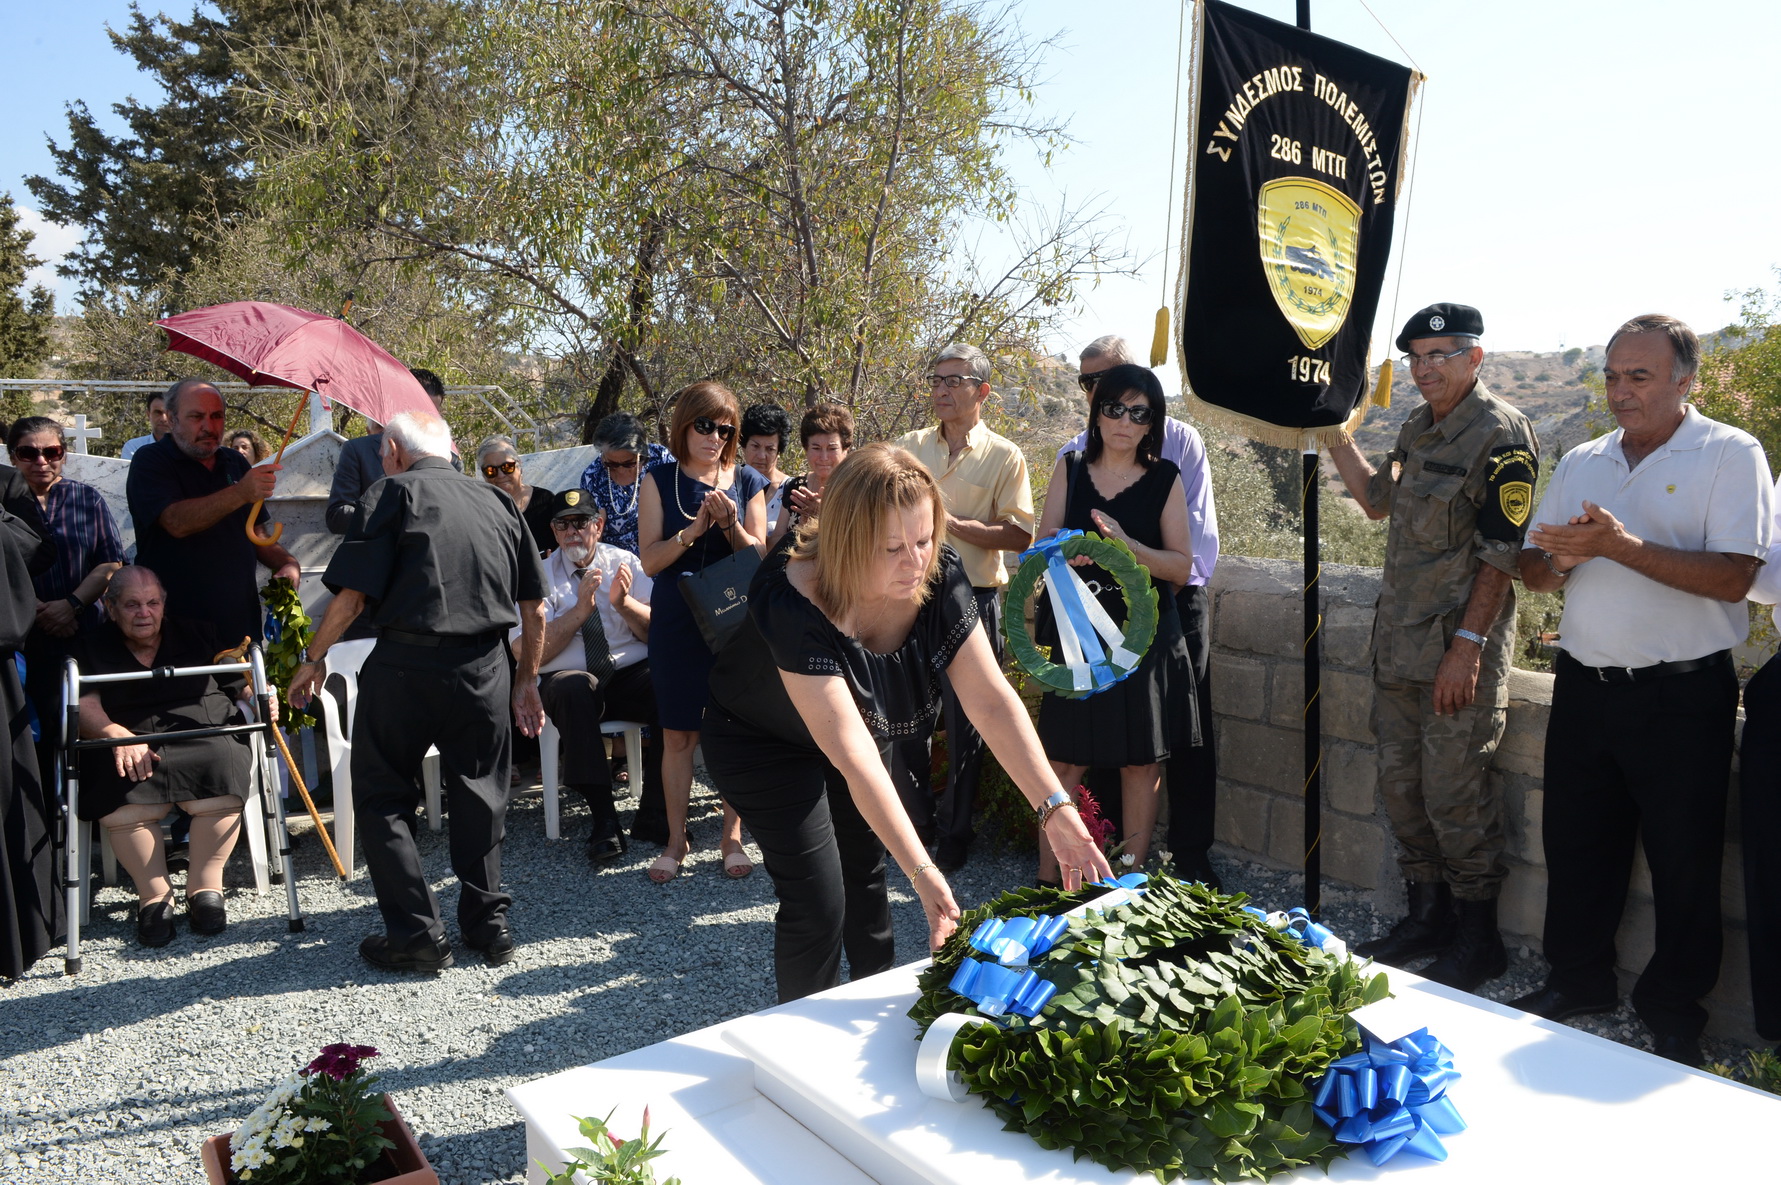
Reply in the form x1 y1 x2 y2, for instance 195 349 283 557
67 414 104 455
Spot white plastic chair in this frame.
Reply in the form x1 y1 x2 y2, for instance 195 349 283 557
538 712 644 841
315 638 442 880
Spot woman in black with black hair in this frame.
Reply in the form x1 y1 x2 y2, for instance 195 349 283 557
1032 363 1197 885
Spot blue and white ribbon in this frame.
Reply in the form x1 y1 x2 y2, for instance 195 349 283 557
1241 904 1349 960
1312 1027 1466 1165
1022 530 1143 695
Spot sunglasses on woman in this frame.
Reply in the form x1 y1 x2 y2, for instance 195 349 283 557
481 459 519 477
12 444 66 462
1098 400 1155 425
692 417 737 441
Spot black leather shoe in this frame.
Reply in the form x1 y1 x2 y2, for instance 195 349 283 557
587 833 627 863
630 815 671 847
935 840 969 873
1419 897 1507 991
1652 1033 1703 1067
137 899 176 948
465 923 516 967
1507 984 1619 1021
187 890 228 936
360 932 454 973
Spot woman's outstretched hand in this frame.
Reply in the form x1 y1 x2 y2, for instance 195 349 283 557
914 870 962 950
1045 804 1116 890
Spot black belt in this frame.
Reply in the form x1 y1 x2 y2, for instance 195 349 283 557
1559 648 1730 684
380 627 505 649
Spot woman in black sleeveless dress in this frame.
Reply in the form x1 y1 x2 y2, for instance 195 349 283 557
1033 364 1198 882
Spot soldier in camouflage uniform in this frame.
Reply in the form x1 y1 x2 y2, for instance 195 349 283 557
1328 303 1539 991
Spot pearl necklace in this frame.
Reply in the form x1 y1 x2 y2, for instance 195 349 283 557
674 462 728 522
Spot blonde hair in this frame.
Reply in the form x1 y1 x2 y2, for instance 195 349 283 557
791 444 946 620
666 381 741 467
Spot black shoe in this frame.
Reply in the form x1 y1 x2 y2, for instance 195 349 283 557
630 815 671 847
935 840 968 873
1355 881 1455 964
137 899 176 948
464 923 517 967
1171 852 1223 893
1652 1032 1703 1067
187 890 228 936
360 932 454 973
1507 984 1619 1022
587 830 628 863
1419 897 1506 991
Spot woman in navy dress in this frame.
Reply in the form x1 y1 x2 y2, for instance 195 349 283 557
638 382 768 882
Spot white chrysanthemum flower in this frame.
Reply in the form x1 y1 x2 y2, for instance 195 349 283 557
306 1117 332 1132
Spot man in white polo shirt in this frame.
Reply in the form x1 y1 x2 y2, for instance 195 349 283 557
1510 314 1772 1066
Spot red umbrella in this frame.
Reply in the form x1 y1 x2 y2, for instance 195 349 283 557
156 301 437 544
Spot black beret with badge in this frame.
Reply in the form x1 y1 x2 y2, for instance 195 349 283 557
1396 303 1485 352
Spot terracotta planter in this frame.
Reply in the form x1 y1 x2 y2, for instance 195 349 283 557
200 1093 438 1185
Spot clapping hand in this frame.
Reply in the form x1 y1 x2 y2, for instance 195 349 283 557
789 484 822 519
1527 501 1620 571
577 565 604 608
608 563 633 607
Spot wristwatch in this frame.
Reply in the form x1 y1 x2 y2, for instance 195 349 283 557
1452 628 1488 647
1540 550 1571 581
64 594 84 613
1036 789 1076 830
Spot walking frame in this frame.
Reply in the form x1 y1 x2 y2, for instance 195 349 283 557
55 644 303 975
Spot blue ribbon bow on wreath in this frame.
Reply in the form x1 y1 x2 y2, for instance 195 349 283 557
947 875 1152 1019
1021 530 1146 696
1312 1027 1466 1164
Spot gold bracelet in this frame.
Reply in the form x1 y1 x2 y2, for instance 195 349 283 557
907 861 935 882
676 529 694 548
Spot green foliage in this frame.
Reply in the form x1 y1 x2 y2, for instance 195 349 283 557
1695 270 1781 479
0 196 55 377
911 875 1387 1181
1708 1046 1781 1096
1562 347 1583 368
543 1109 683 1185
260 577 316 731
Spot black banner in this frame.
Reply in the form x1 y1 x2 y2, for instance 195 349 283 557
1179 0 1416 438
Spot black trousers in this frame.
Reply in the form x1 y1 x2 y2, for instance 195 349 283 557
1541 652 1737 1039
934 588 1003 849
538 661 664 835
701 707 894 1003
1166 583 1217 861
353 637 513 946
1740 652 1781 1039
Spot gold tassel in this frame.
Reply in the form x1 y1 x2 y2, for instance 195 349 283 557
1150 307 1170 368
1371 357 1393 408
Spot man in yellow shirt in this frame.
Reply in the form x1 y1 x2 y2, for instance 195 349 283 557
897 343 1036 870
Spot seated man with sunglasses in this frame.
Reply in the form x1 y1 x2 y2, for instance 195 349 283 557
896 343 1036 872
1062 335 1223 888
327 367 461 537
518 490 664 862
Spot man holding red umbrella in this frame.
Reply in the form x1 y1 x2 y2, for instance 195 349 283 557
126 379 302 645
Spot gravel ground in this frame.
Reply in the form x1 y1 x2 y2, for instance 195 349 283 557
2 773 1766 1183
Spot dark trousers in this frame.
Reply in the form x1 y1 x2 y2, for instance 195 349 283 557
934 588 1003 850
353 638 513 946
539 661 664 836
1541 652 1737 1039
1740 653 1781 1039
1166 583 1217 861
702 708 893 1003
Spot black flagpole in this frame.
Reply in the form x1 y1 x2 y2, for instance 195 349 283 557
1296 0 1323 918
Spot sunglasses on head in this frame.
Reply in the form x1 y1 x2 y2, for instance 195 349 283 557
1097 400 1155 425
12 444 65 462
481 459 519 477
692 417 736 441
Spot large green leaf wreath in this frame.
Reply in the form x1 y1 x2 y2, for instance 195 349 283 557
910 875 1389 1182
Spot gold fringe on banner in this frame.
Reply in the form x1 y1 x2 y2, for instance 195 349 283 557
1179 387 1372 452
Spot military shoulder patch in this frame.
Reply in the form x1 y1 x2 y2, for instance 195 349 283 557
1478 444 1538 541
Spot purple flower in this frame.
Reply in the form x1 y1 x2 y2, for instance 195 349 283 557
305 1043 380 1081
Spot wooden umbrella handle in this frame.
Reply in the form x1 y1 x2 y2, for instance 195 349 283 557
243 393 312 547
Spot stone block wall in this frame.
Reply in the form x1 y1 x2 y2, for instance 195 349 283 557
1205 556 1760 1041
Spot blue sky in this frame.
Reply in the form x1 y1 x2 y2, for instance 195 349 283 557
6 0 1781 375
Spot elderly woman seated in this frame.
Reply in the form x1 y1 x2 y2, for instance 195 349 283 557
75 566 267 947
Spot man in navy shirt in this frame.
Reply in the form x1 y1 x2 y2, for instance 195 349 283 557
126 379 301 646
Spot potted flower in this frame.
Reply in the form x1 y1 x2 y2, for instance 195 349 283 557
543 1109 681 1184
200 1043 437 1184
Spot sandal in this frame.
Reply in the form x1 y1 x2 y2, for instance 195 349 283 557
722 848 754 879
648 839 692 884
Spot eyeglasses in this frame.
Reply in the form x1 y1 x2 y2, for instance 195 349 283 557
1400 347 1472 370
691 417 736 441
604 458 639 472
12 444 65 462
481 459 519 478
927 373 980 391
553 516 596 532
1076 373 1105 394
1097 400 1155 425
